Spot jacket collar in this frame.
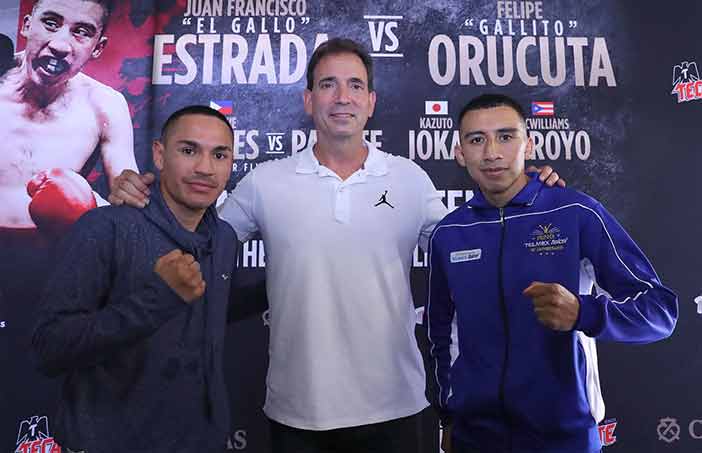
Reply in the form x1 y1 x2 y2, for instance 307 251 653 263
467 172 543 209
142 180 216 256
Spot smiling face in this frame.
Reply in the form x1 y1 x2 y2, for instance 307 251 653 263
303 52 376 143
457 105 533 207
153 113 234 223
20 0 108 87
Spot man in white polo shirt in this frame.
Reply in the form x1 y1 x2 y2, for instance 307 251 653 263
108 38 562 452
221 39 447 452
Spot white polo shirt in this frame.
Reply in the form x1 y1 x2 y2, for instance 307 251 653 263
219 141 447 430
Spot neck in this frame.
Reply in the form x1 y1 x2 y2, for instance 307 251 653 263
483 174 530 208
12 63 66 109
159 182 206 232
312 134 367 180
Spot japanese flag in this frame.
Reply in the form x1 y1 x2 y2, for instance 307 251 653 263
425 100 448 115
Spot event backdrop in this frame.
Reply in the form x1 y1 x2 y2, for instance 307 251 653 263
1 0 701 451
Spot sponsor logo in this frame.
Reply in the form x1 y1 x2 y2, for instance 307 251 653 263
523 223 568 255
373 190 394 209
671 61 701 103
424 100 448 115
531 101 554 116
450 249 482 263
658 417 681 443
598 419 617 447
15 415 61 453
210 100 234 115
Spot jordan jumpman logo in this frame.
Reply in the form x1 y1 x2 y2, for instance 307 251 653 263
374 190 394 208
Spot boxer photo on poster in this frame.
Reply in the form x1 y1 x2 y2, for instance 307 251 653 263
0 0 137 239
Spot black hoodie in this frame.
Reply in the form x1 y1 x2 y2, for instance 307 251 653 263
33 186 240 452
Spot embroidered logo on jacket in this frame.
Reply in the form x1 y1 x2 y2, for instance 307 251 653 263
450 249 482 263
524 223 568 256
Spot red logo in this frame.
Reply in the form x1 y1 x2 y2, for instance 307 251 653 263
15 416 62 453
598 419 617 447
671 61 701 103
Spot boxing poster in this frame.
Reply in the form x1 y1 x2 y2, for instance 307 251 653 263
1 1 700 452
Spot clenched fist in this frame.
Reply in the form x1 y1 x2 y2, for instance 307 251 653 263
154 250 205 303
523 281 579 331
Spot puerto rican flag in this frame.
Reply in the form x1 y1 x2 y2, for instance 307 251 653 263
531 101 554 116
210 100 234 116
425 100 448 115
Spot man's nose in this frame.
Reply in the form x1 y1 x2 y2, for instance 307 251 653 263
194 153 215 174
335 84 351 103
483 137 501 160
47 28 72 57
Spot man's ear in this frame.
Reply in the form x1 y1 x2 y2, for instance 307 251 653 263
524 134 535 160
152 139 165 171
303 89 313 115
20 15 31 38
454 143 467 168
91 36 108 59
367 90 377 118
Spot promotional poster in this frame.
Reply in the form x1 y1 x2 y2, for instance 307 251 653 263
1 1 700 451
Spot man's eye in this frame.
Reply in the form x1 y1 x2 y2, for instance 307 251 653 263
499 134 513 141
470 137 484 145
74 27 94 38
214 152 227 160
42 18 59 30
181 147 195 155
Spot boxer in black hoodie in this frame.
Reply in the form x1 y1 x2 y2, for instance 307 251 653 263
32 105 262 453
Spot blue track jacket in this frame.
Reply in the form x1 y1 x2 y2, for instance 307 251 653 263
427 175 678 452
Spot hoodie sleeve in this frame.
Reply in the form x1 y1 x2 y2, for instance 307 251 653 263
573 201 678 343
425 228 456 426
32 209 188 377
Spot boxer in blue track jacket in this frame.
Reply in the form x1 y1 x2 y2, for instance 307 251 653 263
426 94 678 453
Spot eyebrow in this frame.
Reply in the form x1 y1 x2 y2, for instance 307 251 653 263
40 10 99 34
317 76 336 85
463 127 520 139
317 76 366 86
175 140 232 152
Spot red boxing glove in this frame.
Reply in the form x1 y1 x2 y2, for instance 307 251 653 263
26 168 97 235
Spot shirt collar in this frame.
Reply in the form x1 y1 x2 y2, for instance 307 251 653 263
295 140 388 177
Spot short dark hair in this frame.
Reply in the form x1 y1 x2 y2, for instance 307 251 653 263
160 105 234 143
458 93 527 127
306 38 374 91
33 0 114 32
